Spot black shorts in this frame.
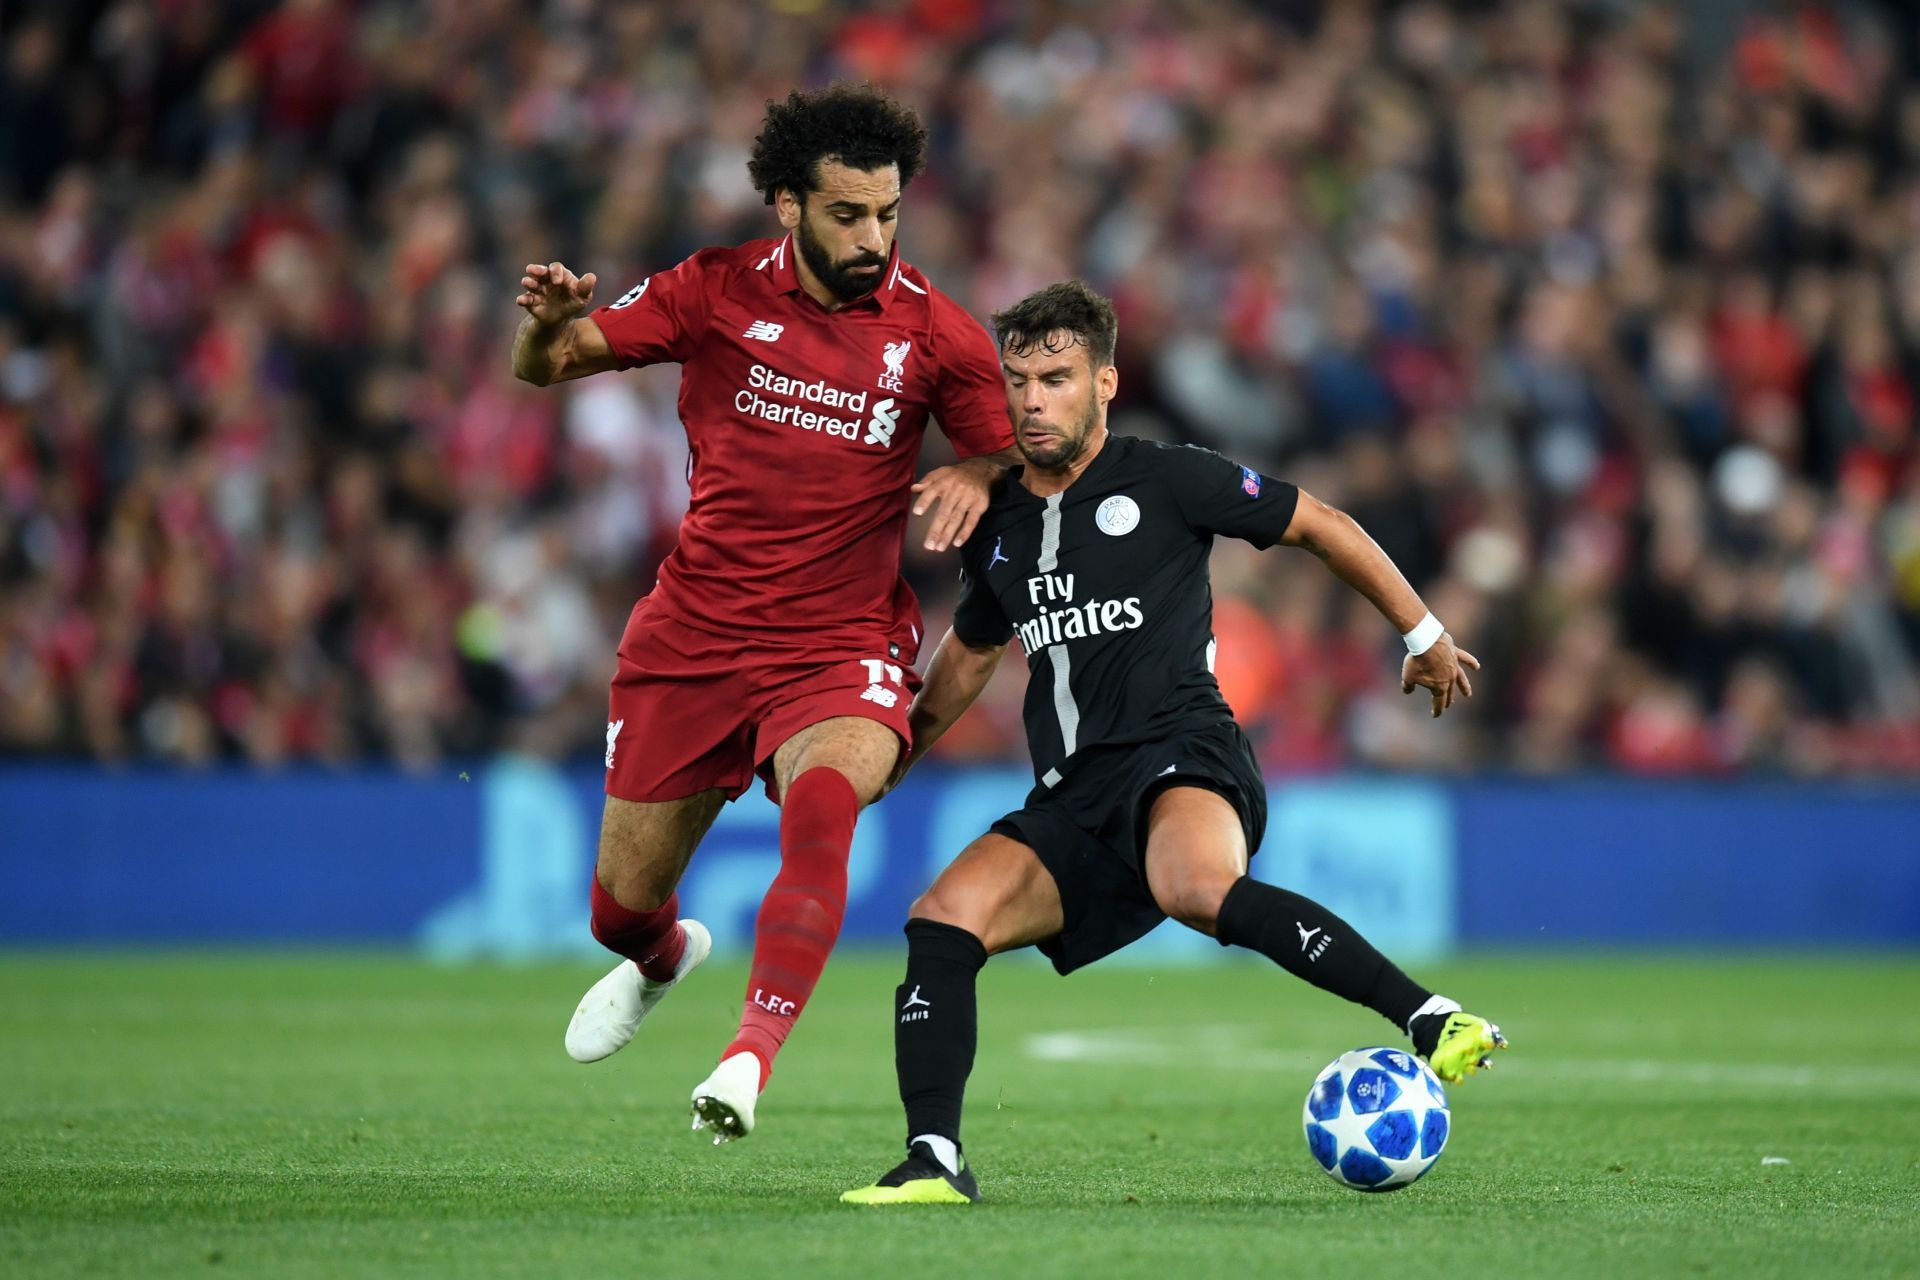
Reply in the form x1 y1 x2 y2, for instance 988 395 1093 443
989 718 1268 975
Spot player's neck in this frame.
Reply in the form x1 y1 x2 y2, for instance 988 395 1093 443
1020 426 1110 498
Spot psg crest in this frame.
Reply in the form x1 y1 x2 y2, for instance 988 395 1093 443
1096 494 1140 536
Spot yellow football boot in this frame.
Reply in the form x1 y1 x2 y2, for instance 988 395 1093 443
1423 1012 1509 1084
841 1141 979 1205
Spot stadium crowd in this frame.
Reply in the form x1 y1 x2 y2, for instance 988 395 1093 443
2 0 1918 775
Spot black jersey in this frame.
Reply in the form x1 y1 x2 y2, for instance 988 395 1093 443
953 434 1300 786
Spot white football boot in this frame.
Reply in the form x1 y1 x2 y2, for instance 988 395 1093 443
563 920 712 1064
689 1051 762 1144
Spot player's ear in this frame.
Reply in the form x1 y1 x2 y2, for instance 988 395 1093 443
775 187 803 231
1096 362 1118 405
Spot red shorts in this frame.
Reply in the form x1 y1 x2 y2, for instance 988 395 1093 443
603 596 922 804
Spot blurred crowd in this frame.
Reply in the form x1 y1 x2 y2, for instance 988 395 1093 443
2 0 1919 775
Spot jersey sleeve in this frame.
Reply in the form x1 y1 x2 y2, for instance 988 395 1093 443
951 556 1015 648
1158 445 1301 549
588 250 720 369
928 297 1015 459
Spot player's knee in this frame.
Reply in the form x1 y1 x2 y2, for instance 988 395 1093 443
1153 868 1238 936
780 727 897 807
909 883 990 937
1162 895 1222 935
594 851 675 912
908 885 960 928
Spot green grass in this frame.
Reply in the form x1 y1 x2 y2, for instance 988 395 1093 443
3 951 1918 1279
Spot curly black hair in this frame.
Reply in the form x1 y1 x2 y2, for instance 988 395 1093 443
991 280 1119 369
747 84 928 206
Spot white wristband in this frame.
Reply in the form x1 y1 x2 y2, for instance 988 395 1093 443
1403 611 1444 656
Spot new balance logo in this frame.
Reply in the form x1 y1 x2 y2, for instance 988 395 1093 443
864 397 899 447
987 538 1009 570
900 985 931 1023
742 320 785 342
1297 923 1332 962
605 719 623 769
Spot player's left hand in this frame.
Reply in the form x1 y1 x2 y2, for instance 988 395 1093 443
1402 636 1479 718
912 456 1003 551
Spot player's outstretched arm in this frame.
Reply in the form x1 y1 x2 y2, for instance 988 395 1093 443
911 449 1020 551
1280 490 1480 718
886 628 1007 792
512 261 618 385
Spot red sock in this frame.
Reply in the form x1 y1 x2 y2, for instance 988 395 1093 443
725 767 858 1088
589 878 686 983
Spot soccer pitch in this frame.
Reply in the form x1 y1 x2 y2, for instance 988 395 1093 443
3 953 1916 1279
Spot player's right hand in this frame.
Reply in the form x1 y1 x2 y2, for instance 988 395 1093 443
516 261 597 328
1402 636 1479 718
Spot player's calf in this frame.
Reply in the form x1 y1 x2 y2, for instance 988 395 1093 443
836 931 987 1201
1211 876 1511 1081
568 791 723 1063
894 919 988 1155
1213 876 1433 1030
718 767 858 1091
691 764 866 1142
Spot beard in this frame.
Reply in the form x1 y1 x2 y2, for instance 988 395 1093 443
795 213 888 303
1017 397 1100 471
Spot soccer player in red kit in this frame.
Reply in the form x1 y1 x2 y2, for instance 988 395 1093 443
510 86 1014 1142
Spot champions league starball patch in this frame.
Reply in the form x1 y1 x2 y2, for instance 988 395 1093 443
1241 467 1261 497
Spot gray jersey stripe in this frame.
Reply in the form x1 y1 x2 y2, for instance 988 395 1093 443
1047 642 1079 759
1036 493 1063 571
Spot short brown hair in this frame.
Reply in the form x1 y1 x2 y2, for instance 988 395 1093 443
990 280 1118 369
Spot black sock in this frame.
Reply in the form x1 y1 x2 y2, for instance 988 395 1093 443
1214 877 1431 1033
895 918 987 1146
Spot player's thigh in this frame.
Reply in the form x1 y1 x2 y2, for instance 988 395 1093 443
595 790 727 909
911 832 1064 955
1141 785 1249 936
770 715 901 805
755 649 915 803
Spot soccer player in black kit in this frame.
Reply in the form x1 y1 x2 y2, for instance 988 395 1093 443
842 281 1507 1205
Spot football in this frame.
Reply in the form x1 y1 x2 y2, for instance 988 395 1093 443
1302 1047 1450 1191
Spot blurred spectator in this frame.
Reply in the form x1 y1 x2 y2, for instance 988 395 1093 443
1 0 1918 776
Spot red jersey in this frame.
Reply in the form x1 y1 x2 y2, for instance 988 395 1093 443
591 235 1012 653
